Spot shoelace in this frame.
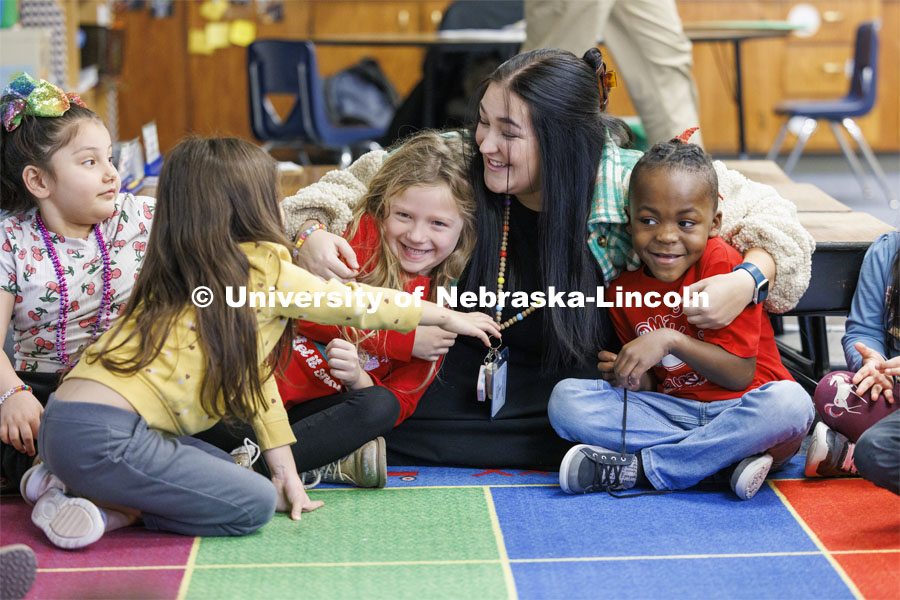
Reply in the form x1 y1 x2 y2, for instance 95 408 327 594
320 460 344 482
300 470 322 490
604 389 671 499
230 438 261 469
583 449 628 492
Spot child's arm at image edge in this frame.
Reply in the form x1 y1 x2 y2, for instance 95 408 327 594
0 290 43 455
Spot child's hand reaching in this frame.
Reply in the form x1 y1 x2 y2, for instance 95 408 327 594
878 355 900 378
853 342 895 403
614 330 672 391
325 338 372 390
436 309 501 347
596 350 618 383
294 226 359 283
412 326 458 361
264 446 324 520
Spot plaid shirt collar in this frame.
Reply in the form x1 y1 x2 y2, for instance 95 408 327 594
587 138 644 283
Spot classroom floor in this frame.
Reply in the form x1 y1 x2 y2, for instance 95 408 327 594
2 454 898 600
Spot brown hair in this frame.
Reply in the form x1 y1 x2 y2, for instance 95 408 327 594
0 105 104 213
96 137 294 423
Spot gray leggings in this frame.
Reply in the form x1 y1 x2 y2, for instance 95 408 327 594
38 395 276 537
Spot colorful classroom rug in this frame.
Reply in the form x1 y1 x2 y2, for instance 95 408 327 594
1 455 898 600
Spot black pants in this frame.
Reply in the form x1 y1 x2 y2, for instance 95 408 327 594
194 386 401 475
0 371 62 488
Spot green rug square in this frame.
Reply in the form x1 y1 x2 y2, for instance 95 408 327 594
195 488 501 565
185 563 509 600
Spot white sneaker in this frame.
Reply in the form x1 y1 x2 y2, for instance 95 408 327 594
19 463 66 506
730 453 774 500
31 488 105 550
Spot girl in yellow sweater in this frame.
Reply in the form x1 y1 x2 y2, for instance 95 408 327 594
21 137 499 549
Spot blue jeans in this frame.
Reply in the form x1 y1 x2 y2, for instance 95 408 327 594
39 396 277 537
548 379 814 490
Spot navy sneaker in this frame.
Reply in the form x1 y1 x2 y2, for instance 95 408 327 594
559 444 638 494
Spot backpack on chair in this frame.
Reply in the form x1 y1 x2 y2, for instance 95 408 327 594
323 57 401 131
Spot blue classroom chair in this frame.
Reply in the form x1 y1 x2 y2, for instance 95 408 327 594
247 40 386 167
766 20 897 209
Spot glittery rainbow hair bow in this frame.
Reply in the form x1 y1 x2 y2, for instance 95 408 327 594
1 72 87 132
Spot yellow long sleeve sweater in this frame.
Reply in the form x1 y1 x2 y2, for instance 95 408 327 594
69 241 420 450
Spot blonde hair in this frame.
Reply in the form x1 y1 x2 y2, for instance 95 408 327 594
343 131 475 390
347 130 475 300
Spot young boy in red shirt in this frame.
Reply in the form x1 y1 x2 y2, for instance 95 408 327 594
548 133 814 500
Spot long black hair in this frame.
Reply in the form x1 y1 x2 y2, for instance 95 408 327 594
462 48 631 370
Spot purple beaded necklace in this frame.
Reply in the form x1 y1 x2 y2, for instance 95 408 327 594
35 215 113 368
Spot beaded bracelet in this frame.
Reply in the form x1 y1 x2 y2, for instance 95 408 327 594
292 223 326 258
0 384 33 406
295 223 326 248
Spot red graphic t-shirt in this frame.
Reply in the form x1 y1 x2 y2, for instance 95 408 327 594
608 236 793 402
276 214 440 425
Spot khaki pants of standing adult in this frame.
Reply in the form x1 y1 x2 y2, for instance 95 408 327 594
523 0 703 148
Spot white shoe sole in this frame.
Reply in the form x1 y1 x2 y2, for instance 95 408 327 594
804 422 830 478
31 488 105 550
374 436 387 489
558 444 591 494
731 454 774 500
0 544 37 600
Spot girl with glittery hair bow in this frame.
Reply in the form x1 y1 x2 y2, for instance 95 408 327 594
0 72 155 525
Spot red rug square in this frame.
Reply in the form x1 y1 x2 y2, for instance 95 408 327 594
773 479 900 552
834 551 900 600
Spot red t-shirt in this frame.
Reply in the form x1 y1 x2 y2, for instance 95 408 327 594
276 214 439 425
608 236 793 402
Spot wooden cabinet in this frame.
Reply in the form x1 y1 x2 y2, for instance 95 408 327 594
671 0 896 154
116 0 450 153
114 0 896 156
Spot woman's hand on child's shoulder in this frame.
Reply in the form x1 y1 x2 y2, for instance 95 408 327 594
0 390 43 456
295 229 359 283
412 326 458 362
684 271 754 329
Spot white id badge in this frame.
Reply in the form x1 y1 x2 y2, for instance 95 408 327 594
476 363 487 402
489 347 509 419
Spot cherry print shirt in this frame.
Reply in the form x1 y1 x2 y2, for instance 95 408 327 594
0 194 155 373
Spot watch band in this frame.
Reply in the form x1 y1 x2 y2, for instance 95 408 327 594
733 262 769 305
